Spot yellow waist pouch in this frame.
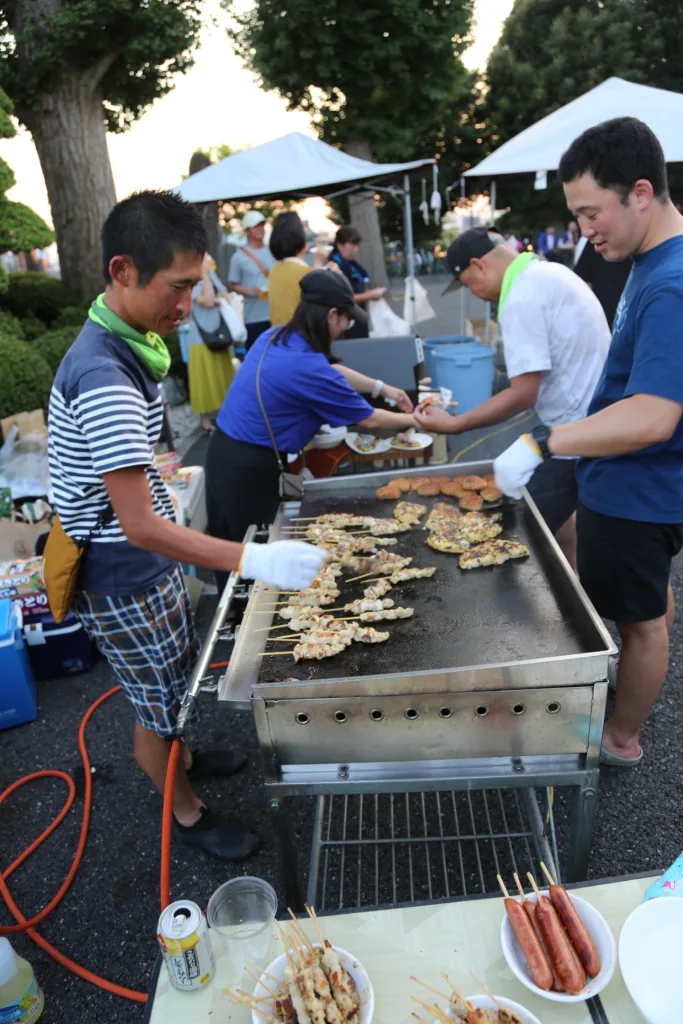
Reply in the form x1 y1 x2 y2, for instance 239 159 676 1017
42 506 112 623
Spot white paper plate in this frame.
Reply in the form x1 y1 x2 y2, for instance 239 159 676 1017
500 890 616 1002
252 946 374 1024
311 425 348 449
444 994 542 1024
345 432 393 455
619 897 683 1024
390 431 432 451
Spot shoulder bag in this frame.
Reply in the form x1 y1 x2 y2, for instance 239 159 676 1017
195 279 234 352
242 248 270 279
42 503 114 623
255 336 309 499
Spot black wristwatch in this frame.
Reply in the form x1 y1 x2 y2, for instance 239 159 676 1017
531 424 552 460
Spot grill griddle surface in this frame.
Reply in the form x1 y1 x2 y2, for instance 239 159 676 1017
258 494 588 685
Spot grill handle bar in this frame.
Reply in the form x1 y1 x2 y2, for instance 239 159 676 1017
176 524 258 737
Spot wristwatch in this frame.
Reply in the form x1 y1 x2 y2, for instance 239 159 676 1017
372 379 385 399
531 424 552 459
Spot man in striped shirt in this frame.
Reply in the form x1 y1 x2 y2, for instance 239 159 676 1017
48 191 325 861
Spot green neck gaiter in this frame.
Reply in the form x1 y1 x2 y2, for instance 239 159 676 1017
88 294 171 382
498 252 539 314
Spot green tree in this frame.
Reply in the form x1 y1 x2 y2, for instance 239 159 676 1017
483 0 683 229
225 0 480 284
0 0 203 303
0 86 52 256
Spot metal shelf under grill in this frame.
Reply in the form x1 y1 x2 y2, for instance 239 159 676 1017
307 786 559 910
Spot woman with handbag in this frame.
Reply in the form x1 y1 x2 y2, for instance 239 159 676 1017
188 254 236 434
205 269 418 586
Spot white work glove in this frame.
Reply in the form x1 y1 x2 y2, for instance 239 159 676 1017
493 434 544 499
240 541 328 590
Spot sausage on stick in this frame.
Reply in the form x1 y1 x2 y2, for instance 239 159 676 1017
540 861 601 978
512 873 563 992
497 875 553 991
527 874 586 995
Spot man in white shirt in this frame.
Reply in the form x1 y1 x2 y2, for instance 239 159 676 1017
228 209 276 352
415 227 611 566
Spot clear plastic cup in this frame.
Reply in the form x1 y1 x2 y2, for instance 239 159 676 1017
206 877 277 982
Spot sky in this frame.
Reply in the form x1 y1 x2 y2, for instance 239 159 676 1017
0 0 515 229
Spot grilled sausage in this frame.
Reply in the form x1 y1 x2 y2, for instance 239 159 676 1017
549 885 601 978
523 900 563 991
536 896 586 995
503 897 553 991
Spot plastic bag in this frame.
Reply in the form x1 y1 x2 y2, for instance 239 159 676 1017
404 277 436 324
217 297 247 344
0 426 51 500
368 298 410 337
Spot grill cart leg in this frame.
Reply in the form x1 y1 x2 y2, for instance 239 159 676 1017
565 769 599 881
270 798 304 911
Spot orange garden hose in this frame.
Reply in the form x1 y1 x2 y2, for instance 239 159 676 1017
0 684 183 1004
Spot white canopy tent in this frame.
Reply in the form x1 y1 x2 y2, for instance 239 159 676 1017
175 132 436 328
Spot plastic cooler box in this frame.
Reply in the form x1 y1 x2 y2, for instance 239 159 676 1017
23 611 94 680
0 597 37 730
433 342 496 415
422 334 478 385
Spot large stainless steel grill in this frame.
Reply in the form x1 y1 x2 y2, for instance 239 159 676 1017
214 462 617 908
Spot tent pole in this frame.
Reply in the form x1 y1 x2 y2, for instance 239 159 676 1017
403 173 417 333
485 178 497 347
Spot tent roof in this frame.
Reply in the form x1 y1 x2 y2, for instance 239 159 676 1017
465 77 683 179
176 131 435 203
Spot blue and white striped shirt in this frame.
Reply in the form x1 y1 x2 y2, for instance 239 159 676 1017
48 319 175 596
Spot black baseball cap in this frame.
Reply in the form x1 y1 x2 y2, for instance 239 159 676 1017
299 269 369 323
443 226 501 294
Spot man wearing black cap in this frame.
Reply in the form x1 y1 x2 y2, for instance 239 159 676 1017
415 226 610 565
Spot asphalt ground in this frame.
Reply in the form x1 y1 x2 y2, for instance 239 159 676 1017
3 279 682 1022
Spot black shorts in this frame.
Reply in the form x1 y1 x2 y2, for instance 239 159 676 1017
577 503 683 623
525 457 578 534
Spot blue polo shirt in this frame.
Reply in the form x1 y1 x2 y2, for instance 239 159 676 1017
216 327 373 453
577 235 683 523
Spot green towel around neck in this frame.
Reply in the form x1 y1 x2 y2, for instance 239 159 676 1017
498 252 539 314
88 294 171 382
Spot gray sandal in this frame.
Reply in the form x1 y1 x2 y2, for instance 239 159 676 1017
600 744 643 767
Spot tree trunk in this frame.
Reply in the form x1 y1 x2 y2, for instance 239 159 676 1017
20 79 116 304
344 137 389 290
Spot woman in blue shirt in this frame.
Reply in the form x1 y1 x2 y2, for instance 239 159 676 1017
205 269 417 569
330 225 387 338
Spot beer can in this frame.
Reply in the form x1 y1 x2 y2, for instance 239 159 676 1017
157 900 216 993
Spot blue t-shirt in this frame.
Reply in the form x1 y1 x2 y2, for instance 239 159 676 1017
48 319 176 595
216 327 374 453
577 235 683 523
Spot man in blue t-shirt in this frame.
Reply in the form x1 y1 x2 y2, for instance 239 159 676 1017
493 117 683 768
47 191 326 861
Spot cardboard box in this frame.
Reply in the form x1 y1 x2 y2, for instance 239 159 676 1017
465 318 500 346
0 519 50 561
0 555 50 619
1 409 46 441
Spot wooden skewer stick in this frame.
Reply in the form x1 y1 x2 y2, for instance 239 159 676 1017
275 921 298 972
412 1014 429 1024
513 872 526 900
259 651 294 657
305 904 326 947
411 996 452 1024
345 571 383 583
469 971 503 1012
497 873 510 899
409 976 452 1001
540 860 557 887
287 908 315 955
244 966 280 998
245 962 280 987
439 973 469 1008
526 872 543 900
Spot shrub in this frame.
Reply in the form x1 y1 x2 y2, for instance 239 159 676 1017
32 326 81 373
0 334 53 419
0 309 24 339
19 315 47 341
4 271 75 323
51 305 88 329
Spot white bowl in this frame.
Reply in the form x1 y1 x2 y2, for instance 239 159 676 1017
619 897 683 1024
453 994 542 1024
251 946 374 1024
311 425 348 449
500 889 616 1002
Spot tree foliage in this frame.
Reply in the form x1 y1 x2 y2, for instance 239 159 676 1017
225 0 485 243
0 84 52 252
0 0 203 132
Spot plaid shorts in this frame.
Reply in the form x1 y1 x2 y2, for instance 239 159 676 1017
74 566 200 737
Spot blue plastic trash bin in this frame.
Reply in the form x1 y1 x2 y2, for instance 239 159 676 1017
433 342 496 415
0 598 37 730
422 335 478 385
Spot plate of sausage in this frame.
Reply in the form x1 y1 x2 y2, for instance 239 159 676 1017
499 869 616 1003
